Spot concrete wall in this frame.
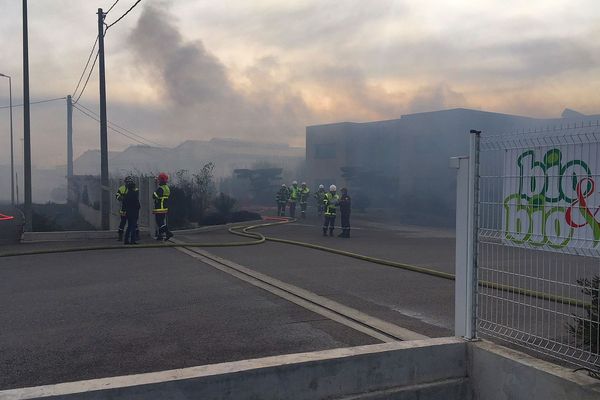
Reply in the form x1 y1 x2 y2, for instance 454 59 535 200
0 338 468 400
68 176 155 232
2 338 599 400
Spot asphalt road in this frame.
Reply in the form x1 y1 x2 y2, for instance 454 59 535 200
2 215 591 389
0 243 377 389
180 218 457 338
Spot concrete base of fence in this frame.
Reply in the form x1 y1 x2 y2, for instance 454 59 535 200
469 340 600 400
1 338 598 400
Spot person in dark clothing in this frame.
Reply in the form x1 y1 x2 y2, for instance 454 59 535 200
116 176 140 242
338 187 351 238
122 180 141 245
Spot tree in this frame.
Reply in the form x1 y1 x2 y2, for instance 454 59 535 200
168 163 216 228
234 167 283 205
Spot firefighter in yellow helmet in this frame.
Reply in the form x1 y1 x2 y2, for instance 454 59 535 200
322 184 340 236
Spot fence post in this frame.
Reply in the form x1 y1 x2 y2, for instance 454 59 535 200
467 129 481 339
450 155 470 338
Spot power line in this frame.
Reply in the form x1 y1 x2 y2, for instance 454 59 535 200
76 102 163 147
73 104 150 146
72 103 161 147
106 0 142 29
71 35 99 97
0 97 66 110
73 50 99 104
106 0 120 14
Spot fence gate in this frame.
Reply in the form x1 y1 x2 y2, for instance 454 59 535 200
469 124 600 372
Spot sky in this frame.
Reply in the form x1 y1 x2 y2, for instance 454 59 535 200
0 0 599 167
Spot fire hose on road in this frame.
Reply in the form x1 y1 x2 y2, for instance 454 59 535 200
0 217 588 308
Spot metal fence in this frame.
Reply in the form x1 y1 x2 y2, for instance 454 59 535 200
475 123 600 372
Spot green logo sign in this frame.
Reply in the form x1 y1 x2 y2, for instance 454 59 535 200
503 148 600 250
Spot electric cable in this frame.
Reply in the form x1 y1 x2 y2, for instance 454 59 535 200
72 103 157 147
72 50 99 104
75 102 164 147
0 97 66 110
106 0 142 29
106 0 120 14
73 103 149 146
72 36 99 98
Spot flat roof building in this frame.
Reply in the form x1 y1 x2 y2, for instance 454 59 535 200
306 108 600 226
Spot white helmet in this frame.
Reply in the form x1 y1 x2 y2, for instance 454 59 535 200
329 184 337 192
282 183 287 187
319 184 324 189
292 180 298 185
301 181 306 186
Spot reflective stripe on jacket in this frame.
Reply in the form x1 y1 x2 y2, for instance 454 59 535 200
324 192 339 216
116 185 128 216
289 185 300 202
299 187 310 203
153 184 170 214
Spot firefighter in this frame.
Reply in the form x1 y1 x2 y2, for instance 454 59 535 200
115 178 128 241
323 184 340 236
314 184 326 217
299 182 310 219
115 176 139 241
153 172 173 241
338 187 351 238
122 178 140 245
288 180 300 218
276 184 289 216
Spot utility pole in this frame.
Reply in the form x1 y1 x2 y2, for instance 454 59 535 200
0 73 14 205
97 8 110 230
66 95 73 205
16 172 19 205
22 0 32 230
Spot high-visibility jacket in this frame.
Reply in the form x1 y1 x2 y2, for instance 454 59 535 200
324 192 340 216
289 185 300 203
116 185 128 216
153 184 170 214
299 187 310 204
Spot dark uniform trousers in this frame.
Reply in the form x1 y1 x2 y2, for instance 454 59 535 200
323 214 336 234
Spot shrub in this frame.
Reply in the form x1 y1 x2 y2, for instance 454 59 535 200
201 212 227 226
214 192 236 216
568 276 599 356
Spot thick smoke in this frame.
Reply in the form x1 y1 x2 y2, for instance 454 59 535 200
128 4 311 142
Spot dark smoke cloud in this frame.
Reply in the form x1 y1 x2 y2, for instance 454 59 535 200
128 3 311 142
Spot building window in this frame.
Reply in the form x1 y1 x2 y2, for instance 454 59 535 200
314 143 336 159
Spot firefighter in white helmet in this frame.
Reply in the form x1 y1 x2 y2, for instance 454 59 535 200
299 182 310 219
276 184 289 216
314 184 326 217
